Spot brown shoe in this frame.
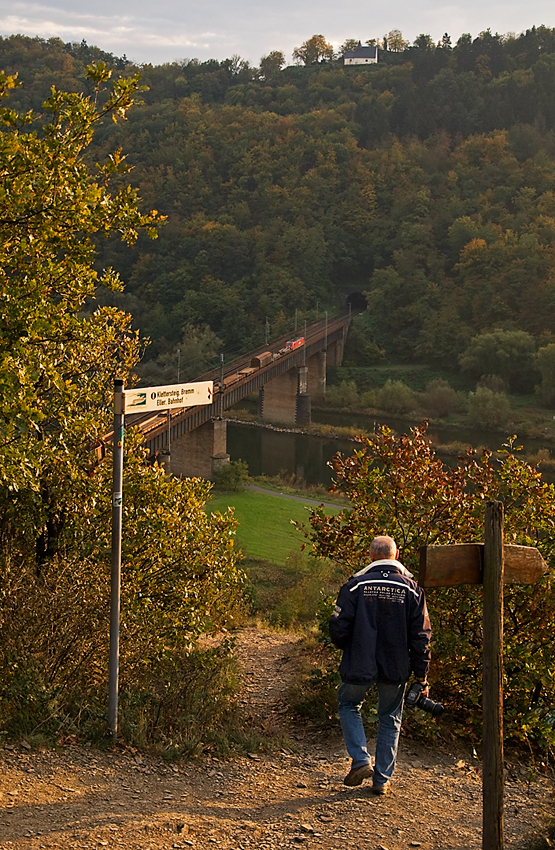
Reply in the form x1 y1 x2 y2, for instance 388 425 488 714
372 780 391 795
343 764 372 786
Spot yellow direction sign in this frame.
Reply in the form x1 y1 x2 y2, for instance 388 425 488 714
124 381 213 413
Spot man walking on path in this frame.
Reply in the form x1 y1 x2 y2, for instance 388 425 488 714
329 535 432 794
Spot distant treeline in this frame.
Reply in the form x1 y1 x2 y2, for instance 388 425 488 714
3 31 555 390
5 29 555 134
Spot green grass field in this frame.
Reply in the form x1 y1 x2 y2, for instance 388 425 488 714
207 489 338 564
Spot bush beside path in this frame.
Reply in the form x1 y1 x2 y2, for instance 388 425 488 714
0 628 551 850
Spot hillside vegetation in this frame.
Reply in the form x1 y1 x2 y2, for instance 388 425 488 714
3 30 555 401
0 67 245 753
2 31 555 760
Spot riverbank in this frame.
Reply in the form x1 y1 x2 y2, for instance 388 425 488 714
223 407 555 474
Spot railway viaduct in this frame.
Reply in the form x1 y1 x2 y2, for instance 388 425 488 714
128 312 351 479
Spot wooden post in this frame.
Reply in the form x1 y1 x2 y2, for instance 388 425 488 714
419 514 547 850
483 501 504 850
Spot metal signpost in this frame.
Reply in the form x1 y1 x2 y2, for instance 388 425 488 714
108 379 213 740
108 380 125 740
420 504 547 850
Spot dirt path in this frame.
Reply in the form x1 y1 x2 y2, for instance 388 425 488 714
244 485 341 510
0 627 551 850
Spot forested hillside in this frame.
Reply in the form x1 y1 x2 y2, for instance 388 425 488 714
3 30 555 389
2 33 555 762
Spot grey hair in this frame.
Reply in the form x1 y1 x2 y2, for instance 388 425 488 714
369 535 397 560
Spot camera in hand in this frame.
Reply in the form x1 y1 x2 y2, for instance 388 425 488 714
405 682 443 717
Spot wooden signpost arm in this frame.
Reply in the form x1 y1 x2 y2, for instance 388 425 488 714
482 500 505 850
419 543 546 587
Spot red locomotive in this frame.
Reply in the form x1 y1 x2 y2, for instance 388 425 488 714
285 336 305 351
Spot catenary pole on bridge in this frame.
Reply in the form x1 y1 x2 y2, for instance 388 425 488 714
219 353 225 417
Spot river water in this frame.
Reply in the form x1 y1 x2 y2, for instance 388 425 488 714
226 407 555 487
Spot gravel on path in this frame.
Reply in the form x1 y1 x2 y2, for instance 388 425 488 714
0 627 551 850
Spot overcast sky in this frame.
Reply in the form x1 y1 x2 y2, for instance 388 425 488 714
1 0 555 66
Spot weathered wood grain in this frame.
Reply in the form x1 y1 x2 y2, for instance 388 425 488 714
419 543 547 587
482 502 504 850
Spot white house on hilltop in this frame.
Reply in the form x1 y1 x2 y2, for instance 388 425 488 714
343 42 378 65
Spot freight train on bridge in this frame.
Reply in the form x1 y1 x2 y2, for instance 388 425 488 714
125 313 351 479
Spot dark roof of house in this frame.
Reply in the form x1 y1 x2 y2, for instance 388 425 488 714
343 41 378 59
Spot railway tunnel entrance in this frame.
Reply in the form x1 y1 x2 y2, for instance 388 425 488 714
346 290 368 312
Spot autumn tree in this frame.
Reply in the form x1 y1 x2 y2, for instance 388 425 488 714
459 330 538 393
304 424 555 750
421 379 463 418
259 50 285 81
0 64 161 540
339 39 360 54
292 34 334 65
10 33 555 371
413 34 435 51
135 324 223 385
468 385 511 427
0 67 245 744
535 343 555 406
386 29 409 52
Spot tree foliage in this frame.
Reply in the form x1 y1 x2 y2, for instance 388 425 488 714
259 51 285 81
376 379 417 414
0 64 159 489
304 424 555 749
0 67 245 744
6 33 555 388
386 29 409 52
536 343 555 406
339 40 361 55
292 35 334 66
468 385 512 427
459 330 538 393
421 379 463 418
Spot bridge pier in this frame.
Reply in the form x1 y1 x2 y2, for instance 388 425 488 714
170 418 230 480
326 335 344 368
258 367 297 425
296 365 311 428
308 350 326 398
258 366 313 427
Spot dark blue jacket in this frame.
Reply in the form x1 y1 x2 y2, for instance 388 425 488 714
329 560 431 685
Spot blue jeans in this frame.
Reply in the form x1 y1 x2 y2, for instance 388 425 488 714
338 681 406 786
